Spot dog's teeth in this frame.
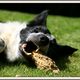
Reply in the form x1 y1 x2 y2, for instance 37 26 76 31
23 48 31 55
22 44 27 48
35 48 39 52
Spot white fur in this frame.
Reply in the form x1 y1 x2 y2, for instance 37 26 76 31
0 22 27 61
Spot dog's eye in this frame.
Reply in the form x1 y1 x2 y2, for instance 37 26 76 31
34 27 41 33
34 29 38 33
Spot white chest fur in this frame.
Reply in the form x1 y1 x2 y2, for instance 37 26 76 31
0 22 27 61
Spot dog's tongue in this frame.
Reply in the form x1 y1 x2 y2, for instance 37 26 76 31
22 41 38 53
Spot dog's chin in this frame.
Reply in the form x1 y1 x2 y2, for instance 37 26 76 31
20 41 38 54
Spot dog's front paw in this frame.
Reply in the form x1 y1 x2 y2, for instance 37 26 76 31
0 38 6 53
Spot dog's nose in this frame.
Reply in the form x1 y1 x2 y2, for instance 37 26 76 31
40 36 47 42
39 35 49 45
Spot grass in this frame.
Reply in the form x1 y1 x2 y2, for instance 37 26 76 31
0 10 80 77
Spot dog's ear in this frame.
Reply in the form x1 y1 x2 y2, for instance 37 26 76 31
47 43 78 60
63 46 78 55
27 10 48 27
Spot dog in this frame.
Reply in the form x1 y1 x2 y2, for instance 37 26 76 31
0 10 77 63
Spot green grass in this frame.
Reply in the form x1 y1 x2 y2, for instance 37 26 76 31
0 10 80 77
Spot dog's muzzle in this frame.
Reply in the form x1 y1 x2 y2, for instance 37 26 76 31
20 33 50 54
26 33 49 46
25 33 50 52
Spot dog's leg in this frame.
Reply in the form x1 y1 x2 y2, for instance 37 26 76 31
0 38 6 53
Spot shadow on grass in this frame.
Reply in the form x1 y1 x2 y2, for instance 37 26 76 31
0 52 36 70
0 60 37 71
54 57 71 70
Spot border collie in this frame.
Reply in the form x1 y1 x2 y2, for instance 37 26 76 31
0 10 77 63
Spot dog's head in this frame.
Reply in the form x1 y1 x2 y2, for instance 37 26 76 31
20 10 56 53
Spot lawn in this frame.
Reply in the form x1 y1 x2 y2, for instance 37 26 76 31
0 10 80 77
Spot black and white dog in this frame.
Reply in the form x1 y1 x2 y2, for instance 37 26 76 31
0 10 77 63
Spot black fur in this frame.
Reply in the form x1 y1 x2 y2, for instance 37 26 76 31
47 41 77 60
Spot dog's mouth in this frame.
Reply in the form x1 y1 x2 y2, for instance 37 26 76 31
20 41 39 55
